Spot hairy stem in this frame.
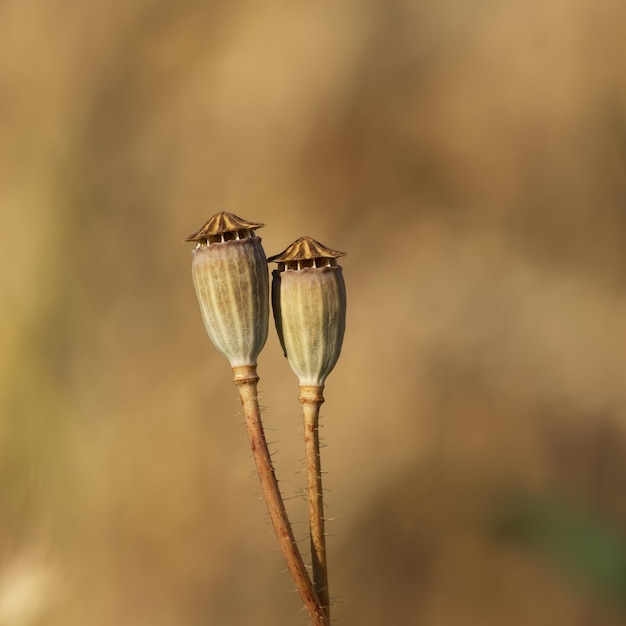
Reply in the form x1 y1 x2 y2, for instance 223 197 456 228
233 366 326 626
300 385 330 625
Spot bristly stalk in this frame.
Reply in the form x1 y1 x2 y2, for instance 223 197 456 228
301 385 330 623
234 366 327 626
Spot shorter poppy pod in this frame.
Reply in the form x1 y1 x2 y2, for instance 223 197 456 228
186 212 269 368
269 237 346 387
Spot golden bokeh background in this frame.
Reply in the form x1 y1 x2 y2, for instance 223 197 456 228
1 1 626 624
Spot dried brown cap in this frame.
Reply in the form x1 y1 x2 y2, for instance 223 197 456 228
268 236 345 264
185 212 265 243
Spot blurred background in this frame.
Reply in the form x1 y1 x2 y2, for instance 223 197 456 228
1 0 626 624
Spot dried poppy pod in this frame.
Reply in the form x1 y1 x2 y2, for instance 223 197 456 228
269 237 346 395
185 212 269 372
187 220 328 624
270 236 346 621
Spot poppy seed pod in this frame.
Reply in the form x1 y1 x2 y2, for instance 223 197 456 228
185 212 269 368
269 237 346 388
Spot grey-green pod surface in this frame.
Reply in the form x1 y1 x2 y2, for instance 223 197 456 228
186 212 269 368
269 237 346 387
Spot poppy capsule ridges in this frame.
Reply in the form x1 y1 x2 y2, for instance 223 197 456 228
185 212 269 371
269 236 347 394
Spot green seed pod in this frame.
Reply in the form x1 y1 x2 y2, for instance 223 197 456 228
185 212 269 368
269 237 346 387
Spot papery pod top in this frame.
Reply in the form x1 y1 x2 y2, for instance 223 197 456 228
185 212 265 243
268 237 345 268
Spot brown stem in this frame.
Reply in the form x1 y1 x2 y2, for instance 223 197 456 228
300 385 330 625
233 366 326 626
